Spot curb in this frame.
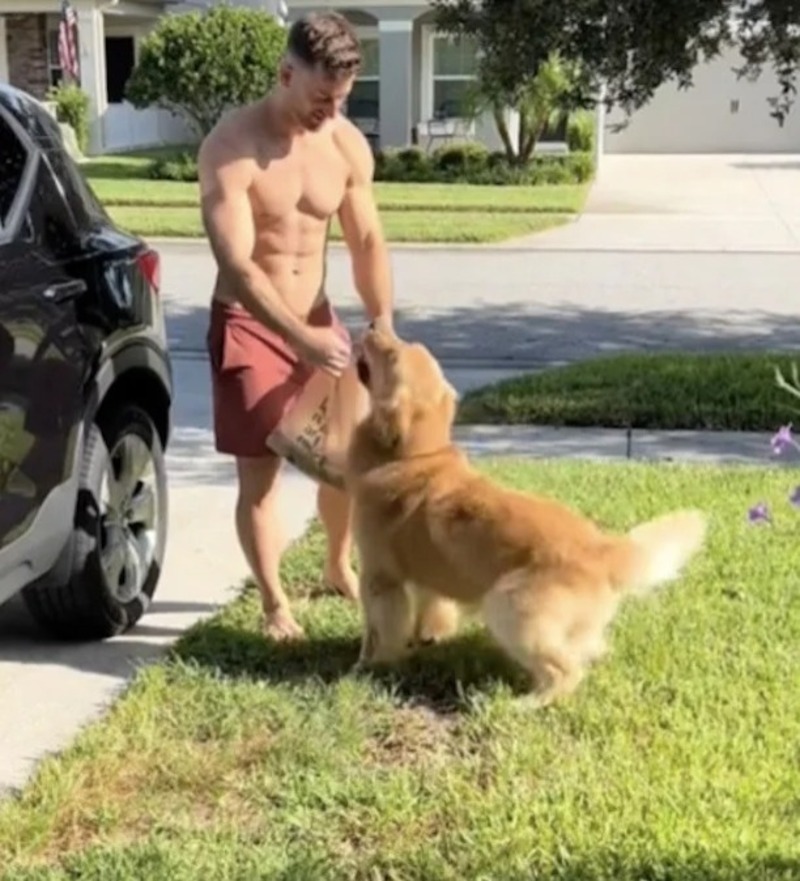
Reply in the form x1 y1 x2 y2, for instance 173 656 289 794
168 346 548 372
146 236 543 252
141 235 800 257
453 424 779 467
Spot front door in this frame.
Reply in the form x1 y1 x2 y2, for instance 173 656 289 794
0 106 91 561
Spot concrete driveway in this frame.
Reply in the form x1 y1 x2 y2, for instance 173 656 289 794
508 153 800 251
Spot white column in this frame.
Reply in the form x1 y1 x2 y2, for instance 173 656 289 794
0 16 9 84
76 2 107 154
378 18 414 148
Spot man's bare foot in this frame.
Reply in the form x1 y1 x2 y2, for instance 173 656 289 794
324 562 359 602
261 607 306 641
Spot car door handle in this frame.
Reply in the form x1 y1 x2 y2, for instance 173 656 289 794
41 279 87 303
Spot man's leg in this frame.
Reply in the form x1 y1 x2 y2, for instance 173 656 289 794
235 454 305 640
317 482 359 601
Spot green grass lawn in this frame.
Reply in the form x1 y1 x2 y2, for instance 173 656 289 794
81 153 587 243
457 351 800 431
88 176 588 215
1 459 798 880
107 204 571 243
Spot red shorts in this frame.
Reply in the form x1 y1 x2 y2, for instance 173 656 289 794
206 298 349 458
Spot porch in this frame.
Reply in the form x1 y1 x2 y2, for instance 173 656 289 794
0 0 194 154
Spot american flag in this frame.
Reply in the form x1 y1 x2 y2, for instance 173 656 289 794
275 0 288 26
57 0 80 84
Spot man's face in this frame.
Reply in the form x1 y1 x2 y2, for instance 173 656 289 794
282 59 356 130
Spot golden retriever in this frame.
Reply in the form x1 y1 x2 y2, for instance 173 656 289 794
345 325 707 708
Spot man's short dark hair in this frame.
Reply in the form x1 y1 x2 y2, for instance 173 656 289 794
286 12 362 77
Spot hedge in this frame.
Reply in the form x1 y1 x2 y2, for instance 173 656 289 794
148 142 594 187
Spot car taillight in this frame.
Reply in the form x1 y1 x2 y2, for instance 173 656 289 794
137 248 161 294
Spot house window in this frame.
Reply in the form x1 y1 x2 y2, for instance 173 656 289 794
47 29 63 87
105 35 135 103
346 35 378 121
431 33 476 118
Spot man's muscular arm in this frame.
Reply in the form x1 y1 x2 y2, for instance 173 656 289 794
335 122 393 327
197 129 310 347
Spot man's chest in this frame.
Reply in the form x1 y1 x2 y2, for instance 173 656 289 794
249 144 350 222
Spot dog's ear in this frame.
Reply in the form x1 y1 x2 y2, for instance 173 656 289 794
371 386 412 449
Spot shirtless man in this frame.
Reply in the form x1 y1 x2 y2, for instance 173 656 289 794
198 11 393 640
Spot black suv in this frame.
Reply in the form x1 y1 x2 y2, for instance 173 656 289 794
0 84 172 641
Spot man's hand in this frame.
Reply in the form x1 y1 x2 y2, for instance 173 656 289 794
295 325 352 378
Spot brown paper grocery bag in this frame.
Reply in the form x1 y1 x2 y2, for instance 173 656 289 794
266 361 370 490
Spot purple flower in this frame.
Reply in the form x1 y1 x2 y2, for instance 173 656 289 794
748 502 772 524
790 486 800 508
771 424 794 456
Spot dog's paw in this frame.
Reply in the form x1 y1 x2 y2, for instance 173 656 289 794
415 597 461 644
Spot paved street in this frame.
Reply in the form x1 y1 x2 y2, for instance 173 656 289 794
162 241 800 367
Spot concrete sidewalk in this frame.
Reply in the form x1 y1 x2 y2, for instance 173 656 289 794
455 424 778 465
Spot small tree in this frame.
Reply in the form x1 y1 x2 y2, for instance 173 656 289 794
126 4 287 138
465 51 585 165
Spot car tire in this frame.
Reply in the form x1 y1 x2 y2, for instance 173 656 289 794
22 404 168 641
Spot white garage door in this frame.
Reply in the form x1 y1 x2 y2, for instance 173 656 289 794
604 47 800 153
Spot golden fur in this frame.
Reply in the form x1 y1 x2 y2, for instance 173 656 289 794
345 326 708 708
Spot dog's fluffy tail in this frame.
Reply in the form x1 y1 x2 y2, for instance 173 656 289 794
606 509 707 597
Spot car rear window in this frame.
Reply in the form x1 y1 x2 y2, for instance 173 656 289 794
0 112 29 227
45 146 111 233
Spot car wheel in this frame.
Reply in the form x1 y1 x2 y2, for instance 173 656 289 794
23 404 168 640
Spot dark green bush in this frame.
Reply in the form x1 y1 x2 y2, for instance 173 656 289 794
374 144 594 185
566 109 595 153
146 141 594 187
375 147 438 182
431 142 490 175
148 151 199 182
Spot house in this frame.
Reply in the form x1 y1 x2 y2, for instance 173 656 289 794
0 0 518 155
3 0 799 158
0 0 202 153
603 45 800 153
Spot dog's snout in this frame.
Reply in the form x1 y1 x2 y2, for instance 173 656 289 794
368 320 376 331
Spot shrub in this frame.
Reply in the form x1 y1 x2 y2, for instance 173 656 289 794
148 151 199 182
566 109 596 153
47 82 90 153
374 144 594 185
431 142 490 177
146 141 594 187
126 5 287 138
375 147 437 182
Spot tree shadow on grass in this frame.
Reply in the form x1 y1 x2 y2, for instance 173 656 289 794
171 618 529 714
